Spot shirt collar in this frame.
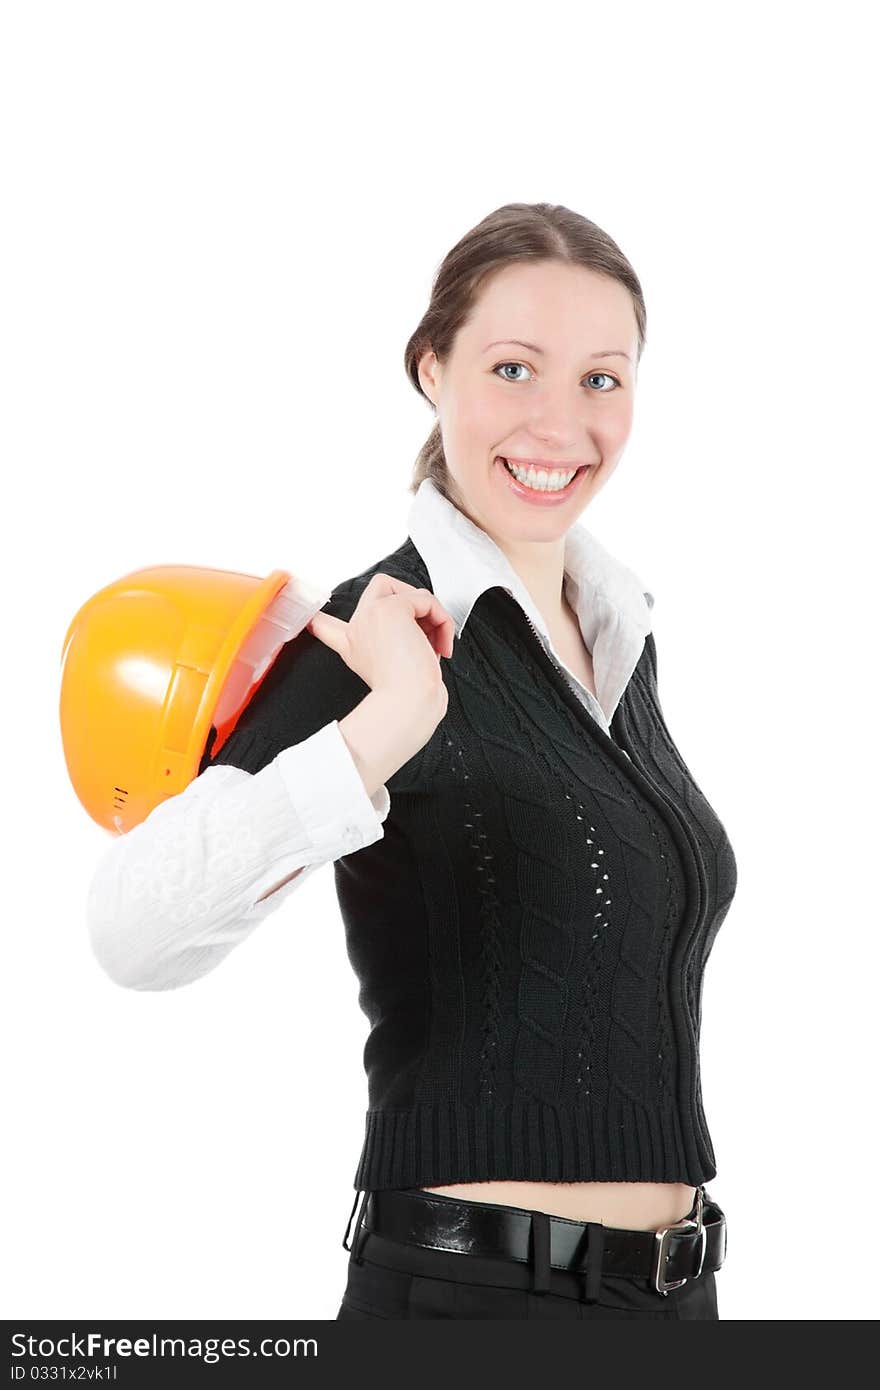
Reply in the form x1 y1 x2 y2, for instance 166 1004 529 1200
406 476 654 726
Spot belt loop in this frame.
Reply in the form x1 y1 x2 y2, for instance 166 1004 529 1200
580 1221 604 1305
350 1190 370 1265
529 1210 551 1295
342 1189 365 1252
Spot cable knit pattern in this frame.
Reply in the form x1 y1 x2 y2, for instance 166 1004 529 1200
468 612 673 1113
442 730 505 1101
490 613 682 1109
620 655 740 1163
275 541 742 1192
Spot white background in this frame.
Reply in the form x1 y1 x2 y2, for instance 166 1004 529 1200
2 0 876 1324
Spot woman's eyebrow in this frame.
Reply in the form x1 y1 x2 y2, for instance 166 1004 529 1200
482 339 632 362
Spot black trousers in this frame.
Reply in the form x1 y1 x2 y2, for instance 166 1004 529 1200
336 1189 721 1321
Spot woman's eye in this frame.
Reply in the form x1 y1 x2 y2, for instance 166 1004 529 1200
587 372 620 391
492 363 620 391
493 362 532 383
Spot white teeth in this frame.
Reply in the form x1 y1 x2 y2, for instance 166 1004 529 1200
501 458 578 491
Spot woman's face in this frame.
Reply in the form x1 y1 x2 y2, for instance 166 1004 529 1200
417 260 640 546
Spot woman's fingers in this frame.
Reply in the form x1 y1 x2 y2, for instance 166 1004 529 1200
376 578 455 659
412 588 455 659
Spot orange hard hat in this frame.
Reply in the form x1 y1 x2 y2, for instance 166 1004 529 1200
59 564 330 836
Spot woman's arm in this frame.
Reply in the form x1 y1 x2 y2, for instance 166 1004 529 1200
86 716 392 992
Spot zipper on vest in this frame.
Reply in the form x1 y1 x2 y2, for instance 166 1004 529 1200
607 646 717 1166
506 594 667 797
515 604 634 759
500 589 699 865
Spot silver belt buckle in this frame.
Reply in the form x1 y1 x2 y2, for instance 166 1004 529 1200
652 1187 706 1295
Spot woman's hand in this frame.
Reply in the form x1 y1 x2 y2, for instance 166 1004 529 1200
307 572 454 716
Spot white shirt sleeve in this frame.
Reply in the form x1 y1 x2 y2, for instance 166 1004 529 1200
86 720 390 993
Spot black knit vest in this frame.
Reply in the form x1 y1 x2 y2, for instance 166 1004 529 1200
207 537 738 1191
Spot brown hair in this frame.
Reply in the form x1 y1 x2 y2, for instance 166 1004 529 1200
403 202 646 510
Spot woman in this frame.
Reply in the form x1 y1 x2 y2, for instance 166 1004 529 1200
88 202 735 1319
305 202 734 1319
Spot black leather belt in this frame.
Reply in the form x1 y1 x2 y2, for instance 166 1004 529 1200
344 1183 726 1298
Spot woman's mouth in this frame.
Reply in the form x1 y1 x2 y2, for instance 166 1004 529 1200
493 456 592 506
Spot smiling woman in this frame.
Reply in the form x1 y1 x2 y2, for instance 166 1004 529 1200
398 220 711 1242
337 204 730 1317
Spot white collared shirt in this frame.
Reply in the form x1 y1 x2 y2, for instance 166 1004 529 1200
86 477 654 991
407 477 654 735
